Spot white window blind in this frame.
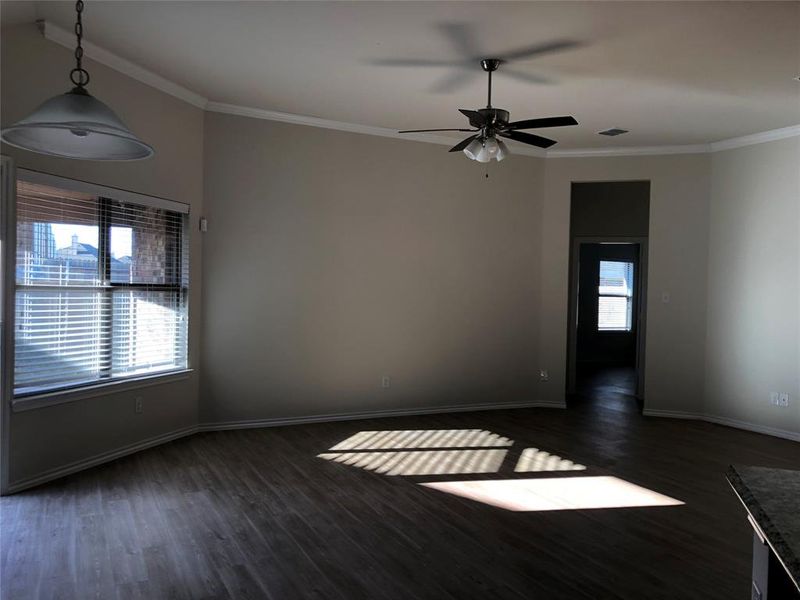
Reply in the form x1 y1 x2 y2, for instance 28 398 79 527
14 177 189 396
597 260 634 331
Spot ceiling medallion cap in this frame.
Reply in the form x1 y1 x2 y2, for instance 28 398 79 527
1 89 154 161
480 59 502 72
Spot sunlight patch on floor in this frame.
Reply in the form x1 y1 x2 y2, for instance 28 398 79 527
317 449 508 476
514 448 586 472
420 476 684 512
328 429 513 451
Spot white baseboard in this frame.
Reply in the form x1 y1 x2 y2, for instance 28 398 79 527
199 400 566 432
4 401 564 494
642 409 705 421
6 425 199 494
643 409 800 442
9 402 789 495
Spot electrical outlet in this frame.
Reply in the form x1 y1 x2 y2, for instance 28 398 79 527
539 370 549 382
770 392 780 406
134 397 143 414
779 393 789 407
381 376 391 389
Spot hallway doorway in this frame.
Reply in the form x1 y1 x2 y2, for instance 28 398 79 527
566 181 650 410
568 240 647 408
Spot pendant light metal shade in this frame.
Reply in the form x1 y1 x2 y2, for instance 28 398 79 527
1 88 154 161
0 0 153 161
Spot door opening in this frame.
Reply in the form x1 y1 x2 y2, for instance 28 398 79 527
566 181 650 412
567 241 647 410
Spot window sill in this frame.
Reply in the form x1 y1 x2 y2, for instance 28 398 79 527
11 369 195 413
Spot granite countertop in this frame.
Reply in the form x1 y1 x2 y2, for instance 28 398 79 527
727 465 800 592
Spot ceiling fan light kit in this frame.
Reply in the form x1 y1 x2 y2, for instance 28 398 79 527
1 0 153 161
399 58 578 163
464 136 509 163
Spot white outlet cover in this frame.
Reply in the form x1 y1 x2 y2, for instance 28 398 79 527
770 392 780 405
779 393 789 407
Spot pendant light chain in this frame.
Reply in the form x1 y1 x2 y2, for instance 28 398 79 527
70 0 90 89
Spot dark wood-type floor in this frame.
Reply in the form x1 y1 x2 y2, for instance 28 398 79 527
2 373 798 600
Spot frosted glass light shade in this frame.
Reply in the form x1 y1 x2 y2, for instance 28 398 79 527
496 139 509 161
463 138 483 160
483 137 499 156
475 143 491 163
1 89 153 161
462 136 511 162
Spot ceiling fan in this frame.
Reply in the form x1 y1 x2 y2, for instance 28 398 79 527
398 59 578 162
372 23 581 93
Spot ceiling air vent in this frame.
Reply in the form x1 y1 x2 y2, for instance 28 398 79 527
598 128 629 137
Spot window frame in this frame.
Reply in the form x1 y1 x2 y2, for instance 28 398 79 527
597 259 635 333
8 168 191 408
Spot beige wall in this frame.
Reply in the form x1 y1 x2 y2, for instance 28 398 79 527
2 21 797 490
540 155 711 412
1 24 204 486
705 137 800 435
201 111 548 424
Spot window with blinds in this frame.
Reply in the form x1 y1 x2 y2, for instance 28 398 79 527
597 260 634 332
14 176 189 396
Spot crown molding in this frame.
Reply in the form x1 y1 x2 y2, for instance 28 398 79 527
38 20 209 109
36 20 800 159
205 101 548 157
544 123 800 158
709 124 800 152
547 144 710 158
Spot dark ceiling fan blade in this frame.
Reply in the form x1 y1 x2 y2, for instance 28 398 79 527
429 68 478 94
448 135 478 153
399 128 477 133
458 109 486 127
368 58 458 67
499 130 558 149
507 116 578 130
499 39 582 62
502 68 554 85
438 22 483 58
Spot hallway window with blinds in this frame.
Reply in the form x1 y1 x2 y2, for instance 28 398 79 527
14 175 189 396
598 260 634 331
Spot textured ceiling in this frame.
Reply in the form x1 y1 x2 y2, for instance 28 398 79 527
2 1 799 149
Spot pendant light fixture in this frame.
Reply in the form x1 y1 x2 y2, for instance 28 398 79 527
1 1 153 161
